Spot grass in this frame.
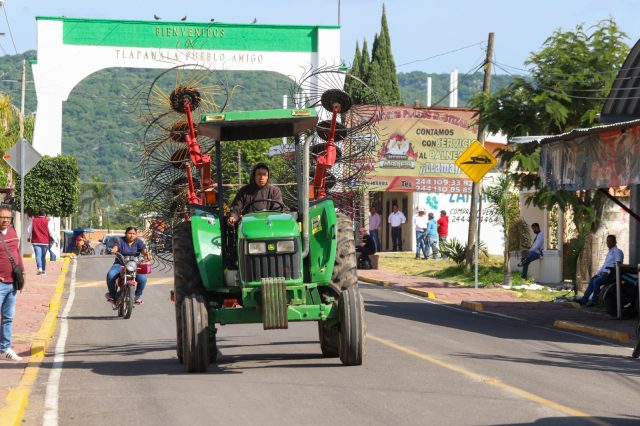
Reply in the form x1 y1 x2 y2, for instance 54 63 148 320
376 251 564 301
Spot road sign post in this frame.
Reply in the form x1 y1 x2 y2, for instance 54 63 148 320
455 141 497 288
3 138 42 254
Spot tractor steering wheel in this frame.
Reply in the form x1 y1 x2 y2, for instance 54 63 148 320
241 198 286 215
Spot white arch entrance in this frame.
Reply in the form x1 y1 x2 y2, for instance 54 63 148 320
32 16 341 155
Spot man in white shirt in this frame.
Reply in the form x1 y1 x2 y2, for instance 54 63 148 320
519 223 544 279
412 208 429 259
388 204 406 252
575 235 624 307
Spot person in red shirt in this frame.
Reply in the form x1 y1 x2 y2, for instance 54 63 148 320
27 209 57 275
437 210 449 258
0 206 25 361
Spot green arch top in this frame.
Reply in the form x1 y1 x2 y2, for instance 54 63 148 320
37 16 340 52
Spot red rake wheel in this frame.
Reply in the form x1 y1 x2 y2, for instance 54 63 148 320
169 86 202 114
320 89 352 114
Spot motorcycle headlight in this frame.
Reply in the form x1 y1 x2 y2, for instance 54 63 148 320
276 240 295 253
125 261 137 272
247 242 266 254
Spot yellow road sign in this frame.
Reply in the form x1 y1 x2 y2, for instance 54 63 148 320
455 141 497 183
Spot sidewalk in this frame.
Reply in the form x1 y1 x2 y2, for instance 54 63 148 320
0 256 69 424
358 266 638 345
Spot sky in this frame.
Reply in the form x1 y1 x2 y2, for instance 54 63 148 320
3 0 640 76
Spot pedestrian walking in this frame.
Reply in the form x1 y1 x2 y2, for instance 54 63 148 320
0 206 24 361
48 215 59 261
368 206 381 251
388 204 406 252
27 209 57 275
424 212 439 259
518 222 544 279
413 208 429 259
437 210 449 258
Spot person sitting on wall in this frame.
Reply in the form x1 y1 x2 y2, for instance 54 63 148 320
356 233 377 269
518 223 544 279
574 235 623 307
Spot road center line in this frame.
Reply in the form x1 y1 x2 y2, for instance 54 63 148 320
42 259 77 426
367 334 612 426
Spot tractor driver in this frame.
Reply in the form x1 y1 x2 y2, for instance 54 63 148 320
227 163 286 226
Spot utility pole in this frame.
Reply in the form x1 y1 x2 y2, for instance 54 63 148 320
19 59 26 254
465 32 494 271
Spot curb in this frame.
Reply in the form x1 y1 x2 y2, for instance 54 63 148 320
461 300 484 312
405 287 436 299
553 320 631 343
358 275 392 287
0 257 71 426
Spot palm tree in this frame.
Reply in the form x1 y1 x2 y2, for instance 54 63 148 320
79 176 116 228
484 173 520 287
0 93 21 187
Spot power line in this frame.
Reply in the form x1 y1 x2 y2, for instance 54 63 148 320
397 41 485 68
1 3 18 55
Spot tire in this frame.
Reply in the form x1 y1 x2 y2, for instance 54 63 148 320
633 323 640 358
117 288 124 318
173 221 206 364
88 248 95 255
338 286 365 366
603 284 638 319
123 285 134 319
182 294 210 372
331 213 358 293
318 318 339 357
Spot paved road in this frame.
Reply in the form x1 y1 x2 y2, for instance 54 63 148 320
24 257 640 425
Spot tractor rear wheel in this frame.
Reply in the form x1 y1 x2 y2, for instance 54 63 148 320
331 213 358 292
181 294 210 372
318 318 339 357
173 221 206 364
338 286 365 366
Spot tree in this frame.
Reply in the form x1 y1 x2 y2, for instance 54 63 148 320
344 41 362 100
484 174 520 286
79 175 116 227
15 155 79 217
367 5 402 105
469 18 629 288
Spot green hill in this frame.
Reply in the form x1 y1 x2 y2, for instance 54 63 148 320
0 51 519 203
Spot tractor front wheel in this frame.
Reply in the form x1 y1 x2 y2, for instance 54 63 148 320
173 221 206 365
181 294 210 372
331 213 358 292
338 286 365 366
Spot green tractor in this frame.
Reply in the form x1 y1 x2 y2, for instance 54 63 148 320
172 95 365 372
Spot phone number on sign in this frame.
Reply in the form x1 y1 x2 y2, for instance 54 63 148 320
414 178 472 194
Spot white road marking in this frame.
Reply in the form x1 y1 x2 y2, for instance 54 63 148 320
42 259 77 426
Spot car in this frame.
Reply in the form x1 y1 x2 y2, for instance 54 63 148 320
97 234 124 255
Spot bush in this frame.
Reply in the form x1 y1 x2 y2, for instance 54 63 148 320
439 238 488 265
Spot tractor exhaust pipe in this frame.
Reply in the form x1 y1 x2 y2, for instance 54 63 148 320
296 133 310 258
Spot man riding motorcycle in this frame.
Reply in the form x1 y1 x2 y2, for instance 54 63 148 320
105 227 152 305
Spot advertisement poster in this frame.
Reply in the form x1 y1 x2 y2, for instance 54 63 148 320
364 107 478 194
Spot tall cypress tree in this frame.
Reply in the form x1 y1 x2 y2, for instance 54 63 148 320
360 38 371 82
368 5 402 105
344 41 362 100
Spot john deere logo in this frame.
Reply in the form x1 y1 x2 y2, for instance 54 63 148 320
267 243 276 252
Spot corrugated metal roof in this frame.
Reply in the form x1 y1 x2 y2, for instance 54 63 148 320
600 38 640 123
509 118 640 145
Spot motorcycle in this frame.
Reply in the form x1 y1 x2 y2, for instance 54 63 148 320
76 241 95 256
112 252 151 319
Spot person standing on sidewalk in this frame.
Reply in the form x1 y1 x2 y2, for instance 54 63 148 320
48 214 59 261
519 223 544 279
413 208 429 259
574 235 623 307
424 212 439 259
27 209 57 275
0 206 24 361
437 210 449 259
388 204 406 252
368 206 381 251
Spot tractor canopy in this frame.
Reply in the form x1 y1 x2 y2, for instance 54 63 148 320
198 108 318 141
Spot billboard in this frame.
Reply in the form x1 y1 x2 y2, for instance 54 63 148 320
363 107 478 194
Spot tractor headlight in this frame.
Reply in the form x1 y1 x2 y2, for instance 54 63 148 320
247 242 267 254
125 261 137 272
276 240 295 253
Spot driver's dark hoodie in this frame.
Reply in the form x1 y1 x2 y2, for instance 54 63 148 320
229 163 285 220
